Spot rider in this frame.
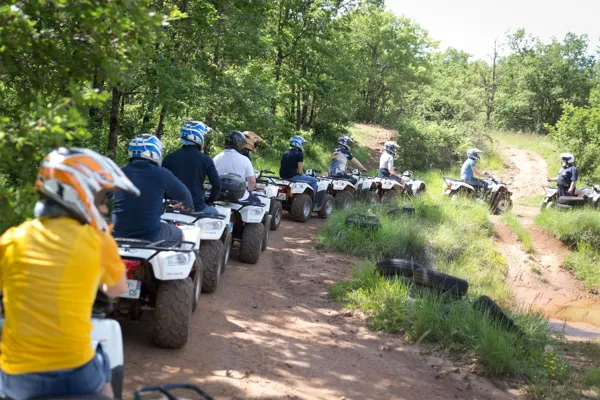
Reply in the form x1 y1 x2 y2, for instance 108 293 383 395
241 131 264 161
112 134 193 244
280 136 319 207
163 121 221 215
378 141 403 183
0 148 137 399
461 148 488 193
548 153 578 197
328 136 367 182
213 131 261 202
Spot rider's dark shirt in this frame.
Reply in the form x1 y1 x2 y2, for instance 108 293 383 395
557 165 579 188
279 148 304 179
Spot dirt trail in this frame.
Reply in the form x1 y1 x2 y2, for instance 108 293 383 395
496 148 600 341
123 218 515 399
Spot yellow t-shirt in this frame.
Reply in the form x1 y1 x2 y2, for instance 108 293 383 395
0 217 125 374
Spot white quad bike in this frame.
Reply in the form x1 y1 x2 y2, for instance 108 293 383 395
540 183 600 210
255 169 283 231
161 202 231 294
114 231 201 349
322 172 359 209
0 292 125 399
400 170 427 197
373 176 406 202
443 175 513 214
351 169 379 204
276 169 335 222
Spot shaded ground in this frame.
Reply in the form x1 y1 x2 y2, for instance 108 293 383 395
496 148 600 341
122 217 515 399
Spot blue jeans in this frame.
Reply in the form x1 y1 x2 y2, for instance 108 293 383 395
290 175 318 204
196 205 219 216
0 344 111 400
156 221 184 245
464 178 488 193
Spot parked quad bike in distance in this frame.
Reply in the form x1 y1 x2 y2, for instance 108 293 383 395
541 182 600 211
321 171 358 209
162 202 231 294
276 169 335 222
400 170 427 197
0 292 126 399
350 169 379 204
255 169 284 231
115 234 201 349
442 175 513 214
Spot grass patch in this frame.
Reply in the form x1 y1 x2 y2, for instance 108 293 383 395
564 243 600 293
501 212 534 253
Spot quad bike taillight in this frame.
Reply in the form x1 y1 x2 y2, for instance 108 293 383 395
447 183 452 190
123 259 142 279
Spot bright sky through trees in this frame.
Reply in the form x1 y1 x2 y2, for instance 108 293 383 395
387 0 600 60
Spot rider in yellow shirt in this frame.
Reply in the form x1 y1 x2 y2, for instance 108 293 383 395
0 147 139 399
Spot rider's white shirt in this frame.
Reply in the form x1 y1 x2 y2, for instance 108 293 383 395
379 152 394 170
213 149 254 200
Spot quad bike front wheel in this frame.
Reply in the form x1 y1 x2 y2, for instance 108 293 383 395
153 278 193 349
290 193 312 222
334 191 353 209
381 190 400 203
262 215 271 252
270 201 282 231
192 256 203 312
222 230 232 272
200 240 224 294
365 191 379 204
318 194 335 219
493 194 513 214
239 223 264 264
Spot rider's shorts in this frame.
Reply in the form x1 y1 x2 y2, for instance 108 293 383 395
0 343 111 399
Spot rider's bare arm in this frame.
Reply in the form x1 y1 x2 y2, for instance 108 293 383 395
297 161 304 175
247 175 256 192
102 275 127 298
351 158 367 171
472 166 487 177
100 232 127 297
569 181 577 194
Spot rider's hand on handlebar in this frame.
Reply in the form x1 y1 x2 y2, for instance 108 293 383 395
171 202 186 210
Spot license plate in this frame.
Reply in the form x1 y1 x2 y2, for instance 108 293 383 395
120 279 141 299
277 193 287 200
444 189 452 195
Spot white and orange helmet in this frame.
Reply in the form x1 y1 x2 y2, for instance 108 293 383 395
35 147 140 232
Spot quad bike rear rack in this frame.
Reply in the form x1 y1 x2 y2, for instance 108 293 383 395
114 238 195 263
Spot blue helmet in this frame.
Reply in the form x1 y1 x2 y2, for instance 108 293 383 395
289 135 307 152
181 120 211 148
128 134 165 165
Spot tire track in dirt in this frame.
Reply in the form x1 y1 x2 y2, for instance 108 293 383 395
121 216 516 399
496 148 600 341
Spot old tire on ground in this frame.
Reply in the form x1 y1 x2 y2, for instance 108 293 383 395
412 268 469 296
239 223 264 264
318 194 335 219
334 190 353 209
200 240 224 294
270 201 282 231
191 256 203 312
222 229 232 272
366 191 379 204
376 259 423 278
262 215 271 252
153 278 193 349
290 193 312 222
473 295 523 335
557 196 586 207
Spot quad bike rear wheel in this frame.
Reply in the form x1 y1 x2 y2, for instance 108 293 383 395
192 256 203 312
318 194 335 219
493 193 513 214
222 229 232 271
365 191 379 204
262 215 271 252
290 193 312 222
381 190 400 203
153 278 193 348
270 201 282 231
334 190 353 209
239 223 264 264
200 240 224 294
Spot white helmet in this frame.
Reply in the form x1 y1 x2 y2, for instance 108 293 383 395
384 141 400 156
560 153 575 164
467 148 482 161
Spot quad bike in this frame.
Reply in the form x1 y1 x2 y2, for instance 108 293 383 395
115 232 201 349
322 171 358 209
162 202 231 294
373 176 406 202
541 183 599 211
442 175 513 214
580 183 600 206
276 169 335 222
350 169 379 204
255 169 283 231
0 292 126 399
400 170 427 197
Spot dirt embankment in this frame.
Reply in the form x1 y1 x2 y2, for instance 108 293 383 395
496 148 600 341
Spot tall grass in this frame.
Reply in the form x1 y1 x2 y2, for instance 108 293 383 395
502 212 534 253
536 208 600 292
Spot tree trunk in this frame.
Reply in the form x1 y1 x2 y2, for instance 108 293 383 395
271 48 284 116
300 90 308 129
308 94 316 127
295 87 302 131
90 66 105 132
120 93 126 119
156 104 167 139
107 88 122 160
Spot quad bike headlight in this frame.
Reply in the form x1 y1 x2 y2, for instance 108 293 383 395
165 253 191 266
249 207 264 216
203 221 223 231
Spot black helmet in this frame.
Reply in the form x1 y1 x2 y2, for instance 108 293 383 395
225 131 247 153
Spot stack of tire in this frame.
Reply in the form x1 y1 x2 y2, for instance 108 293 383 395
556 196 586 211
375 259 523 335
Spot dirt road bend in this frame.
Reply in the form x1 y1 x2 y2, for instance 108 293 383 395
122 217 514 399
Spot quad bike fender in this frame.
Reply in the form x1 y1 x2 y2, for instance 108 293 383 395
198 205 231 240
91 318 124 368
379 179 403 191
331 180 356 193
